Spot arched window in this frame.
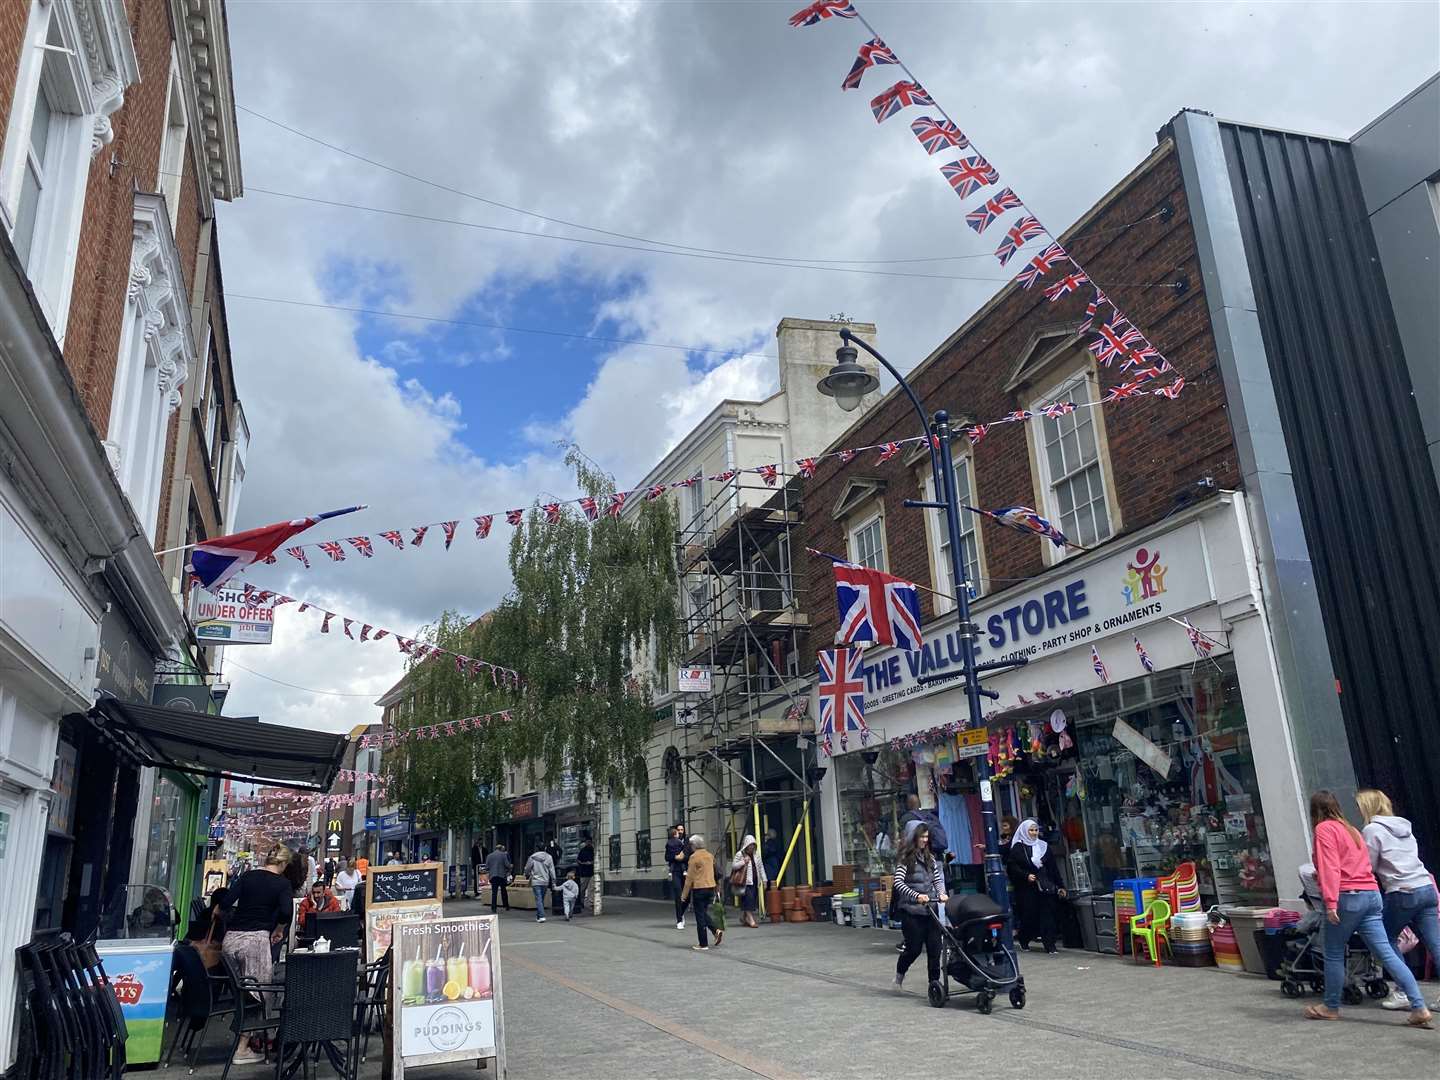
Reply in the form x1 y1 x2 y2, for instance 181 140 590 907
663 747 684 827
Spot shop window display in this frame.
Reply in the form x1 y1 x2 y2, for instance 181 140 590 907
835 747 907 876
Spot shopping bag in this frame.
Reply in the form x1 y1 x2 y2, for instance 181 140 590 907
708 898 727 932
1397 926 1420 954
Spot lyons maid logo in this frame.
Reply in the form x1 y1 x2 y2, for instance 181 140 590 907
1122 547 1168 607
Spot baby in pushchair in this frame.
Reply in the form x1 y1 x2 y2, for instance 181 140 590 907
1278 864 1388 1002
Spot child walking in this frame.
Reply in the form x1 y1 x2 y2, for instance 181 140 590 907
561 870 580 921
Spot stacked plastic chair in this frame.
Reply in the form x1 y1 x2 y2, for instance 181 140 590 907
1157 862 1202 914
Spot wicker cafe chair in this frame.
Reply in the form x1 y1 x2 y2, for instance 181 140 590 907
274 951 359 1079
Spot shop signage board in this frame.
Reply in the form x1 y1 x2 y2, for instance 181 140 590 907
365 863 445 956
955 728 989 759
188 584 275 645
856 523 1214 714
678 666 712 693
393 914 506 1077
95 940 172 1064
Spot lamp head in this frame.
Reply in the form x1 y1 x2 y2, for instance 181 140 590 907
817 344 880 413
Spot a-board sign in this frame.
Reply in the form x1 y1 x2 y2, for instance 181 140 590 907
392 914 506 1077
367 863 442 906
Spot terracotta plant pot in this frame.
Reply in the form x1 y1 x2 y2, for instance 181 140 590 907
765 887 783 921
785 909 807 922
780 886 798 910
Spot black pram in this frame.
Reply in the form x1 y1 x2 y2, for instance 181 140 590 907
928 894 1025 1014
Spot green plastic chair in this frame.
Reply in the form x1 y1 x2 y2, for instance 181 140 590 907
1130 897 1172 966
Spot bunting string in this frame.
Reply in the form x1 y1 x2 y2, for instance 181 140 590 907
358 710 513 749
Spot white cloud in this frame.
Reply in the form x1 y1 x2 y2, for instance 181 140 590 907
215 0 1437 731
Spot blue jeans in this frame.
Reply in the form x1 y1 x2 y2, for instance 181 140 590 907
1382 884 1440 977
533 885 547 919
1324 890 1424 1009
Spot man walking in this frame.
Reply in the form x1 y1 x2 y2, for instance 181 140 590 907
486 844 513 913
665 824 691 930
576 833 596 914
525 846 557 923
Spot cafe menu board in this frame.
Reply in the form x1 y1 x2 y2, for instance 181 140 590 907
393 914 507 1076
365 863 445 958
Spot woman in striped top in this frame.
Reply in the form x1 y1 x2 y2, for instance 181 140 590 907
892 822 948 993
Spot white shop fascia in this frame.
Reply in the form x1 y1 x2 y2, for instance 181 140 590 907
820 494 1260 747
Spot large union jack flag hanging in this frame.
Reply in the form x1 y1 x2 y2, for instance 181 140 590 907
1018 243 1069 289
842 37 897 89
910 115 968 154
812 550 924 651
870 80 933 122
965 188 1024 234
994 215 1045 266
966 504 1080 550
789 0 857 27
817 646 869 756
941 156 999 199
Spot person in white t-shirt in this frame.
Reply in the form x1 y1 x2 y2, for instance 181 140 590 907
334 858 361 910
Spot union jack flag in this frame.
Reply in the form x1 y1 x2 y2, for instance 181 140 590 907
1079 288 1110 333
1104 379 1150 401
910 115 967 154
838 448 857 464
646 484 667 501
1035 691 1053 700
1042 401 1076 419
877 441 901 462
475 515 493 539
1123 342 1162 370
842 37 897 90
995 215 1045 266
607 492 627 517
1127 366 1162 382
966 504 1077 549
759 464 778 487
789 0 856 27
1002 409 1032 424
346 536 374 558
796 457 817 479
965 188 1024 234
543 503 562 524
455 655 466 676
710 469 736 484
966 424 988 445
298 603 310 613
813 551 924 650
1090 320 1143 365
1018 243 1069 288
941 156 998 199
286 546 310 568
410 526 429 547
1044 271 1090 301
373 629 388 641
681 473 701 488
344 619 355 640
1152 376 1186 400
273 595 296 608
1091 645 1110 683
380 530 405 549
579 497 599 522
1134 635 1154 672
321 612 334 634
441 521 458 549
360 624 371 641
319 541 346 562
870 80 933 122
817 647 868 756
506 509 524 525
1182 617 1215 657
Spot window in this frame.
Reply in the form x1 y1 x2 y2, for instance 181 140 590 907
158 56 189 225
848 512 886 571
1 1 136 337
685 476 704 524
1034 375 1114 551
636 784 651 833
609 791 622 834
926 456 983 613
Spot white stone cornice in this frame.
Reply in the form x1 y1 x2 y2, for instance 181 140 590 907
130 194 198 410
65 0 140 156
170 0 243 203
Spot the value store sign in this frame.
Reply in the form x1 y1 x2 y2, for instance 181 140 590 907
859 521 1212 714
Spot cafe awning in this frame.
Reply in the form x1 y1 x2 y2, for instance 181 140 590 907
88 697 347 790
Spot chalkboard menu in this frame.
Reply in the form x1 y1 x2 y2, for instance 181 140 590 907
368 863 442 906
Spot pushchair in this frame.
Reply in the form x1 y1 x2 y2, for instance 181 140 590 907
1278 864 1388 1003
927 894 1025 1014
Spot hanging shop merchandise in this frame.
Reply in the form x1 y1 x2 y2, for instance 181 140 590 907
820 497 1314 917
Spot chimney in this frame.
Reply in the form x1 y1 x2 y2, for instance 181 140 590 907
775 317 881 460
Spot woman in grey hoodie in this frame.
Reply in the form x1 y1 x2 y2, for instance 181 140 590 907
1357 789 1440 1010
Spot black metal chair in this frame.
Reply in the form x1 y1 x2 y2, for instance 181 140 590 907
354 949 391 1065
74 938 127 1080
273 952 360 1079
165 941 236 1072
14 937 68 1080
314 913 361 952
218 953 283 1080
190 898 209 927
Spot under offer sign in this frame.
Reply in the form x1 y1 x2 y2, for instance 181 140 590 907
188 585 274 645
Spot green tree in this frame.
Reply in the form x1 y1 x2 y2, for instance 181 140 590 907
486 449 678 798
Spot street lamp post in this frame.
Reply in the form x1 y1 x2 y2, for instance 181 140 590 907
818 327 1022 926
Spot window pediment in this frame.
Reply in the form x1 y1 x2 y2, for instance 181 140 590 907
832 476 885 521
1004 325 1085 394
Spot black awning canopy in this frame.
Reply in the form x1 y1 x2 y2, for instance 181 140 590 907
90 698 347 791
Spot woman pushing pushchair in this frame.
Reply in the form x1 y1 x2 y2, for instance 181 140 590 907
891 821 947 996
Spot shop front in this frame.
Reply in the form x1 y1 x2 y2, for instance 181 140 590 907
819 495 1312 926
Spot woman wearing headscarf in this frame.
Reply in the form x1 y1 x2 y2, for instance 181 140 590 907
892 821 947 994
730 835 768 928
1006 818 1066 953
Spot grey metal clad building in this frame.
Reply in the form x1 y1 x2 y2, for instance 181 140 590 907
1167 76 1440 864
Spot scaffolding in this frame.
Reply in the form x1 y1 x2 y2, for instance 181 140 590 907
671 471 818 882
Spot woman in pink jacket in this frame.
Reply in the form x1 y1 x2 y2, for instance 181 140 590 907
1305 790 1431 1027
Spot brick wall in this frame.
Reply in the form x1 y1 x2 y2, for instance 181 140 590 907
800 144 1238 647
0 0 27 153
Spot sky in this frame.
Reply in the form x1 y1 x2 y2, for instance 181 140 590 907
214 0 1439 733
